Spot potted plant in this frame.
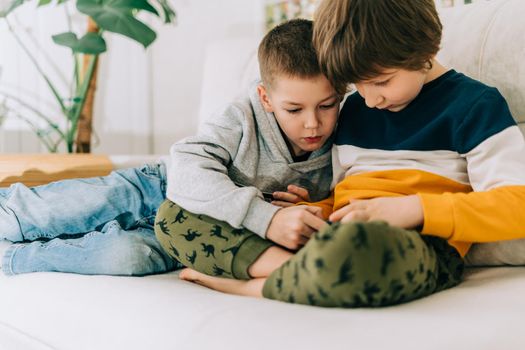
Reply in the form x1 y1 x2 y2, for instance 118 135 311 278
0 0 176 153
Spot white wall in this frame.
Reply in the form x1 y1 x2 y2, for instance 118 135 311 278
0 3 154 154
0 4 71 153
0 0 266 154
149 0 265 154
92 34 152 155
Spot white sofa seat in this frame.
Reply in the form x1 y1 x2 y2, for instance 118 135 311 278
1 267 525 350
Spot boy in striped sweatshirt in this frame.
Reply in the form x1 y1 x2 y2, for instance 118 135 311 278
172 0 525 307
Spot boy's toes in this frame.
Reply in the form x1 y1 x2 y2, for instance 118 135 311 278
179 267 205 282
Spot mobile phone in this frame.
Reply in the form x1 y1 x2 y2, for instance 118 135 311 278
262 191 274 202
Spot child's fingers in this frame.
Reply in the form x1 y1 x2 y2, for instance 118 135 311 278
304 205 325 219
341 210 369 223
272 191 301 203
348 199 373 211
329 200 370 222
287 185 311 201
271 200 295 207
302 207 329 231
299 225 316 239
329 205 353 222
298 235 310 246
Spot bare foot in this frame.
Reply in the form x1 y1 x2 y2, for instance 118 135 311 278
179 268 265 298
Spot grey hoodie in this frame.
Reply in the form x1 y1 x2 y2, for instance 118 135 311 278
166 81 333 238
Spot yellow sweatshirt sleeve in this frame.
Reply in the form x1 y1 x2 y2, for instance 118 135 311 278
419 185 525 243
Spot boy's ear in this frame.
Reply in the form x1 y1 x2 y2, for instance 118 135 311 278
257 84 274 113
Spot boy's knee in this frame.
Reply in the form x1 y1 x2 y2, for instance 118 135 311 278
105 234 169 275
334 221 420 269
154 200 192 234
300 221 426 306
154 200 201 263
154 200 184 258
314 221 400 256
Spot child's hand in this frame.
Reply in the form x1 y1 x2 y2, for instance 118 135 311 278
266 205 327 250
328 195 424 229
271 185 311 207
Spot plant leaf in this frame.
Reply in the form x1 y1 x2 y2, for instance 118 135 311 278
0 0 25 17
111 0 158 16
154 0 176 24
52 32 79 48
75 32 107 54
37 0 53 6
77 0 157 48
36 0 69 5
52 31 107 54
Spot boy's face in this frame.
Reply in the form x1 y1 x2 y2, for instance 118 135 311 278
257 74 339 157
354 68 432 112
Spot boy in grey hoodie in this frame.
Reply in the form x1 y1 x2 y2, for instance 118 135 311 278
154 19 341 280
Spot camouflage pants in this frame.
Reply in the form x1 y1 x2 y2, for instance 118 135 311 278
154 200 273 280
154 199 464 307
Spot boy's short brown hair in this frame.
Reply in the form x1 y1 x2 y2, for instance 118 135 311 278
313 0 442 92
258 19 323 90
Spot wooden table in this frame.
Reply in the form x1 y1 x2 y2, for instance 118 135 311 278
0 154 113 188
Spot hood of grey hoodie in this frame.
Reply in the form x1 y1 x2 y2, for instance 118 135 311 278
227 80 333 200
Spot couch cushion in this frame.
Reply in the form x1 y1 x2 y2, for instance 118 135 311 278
198 38 260 124
437 0 525 131
1 268 525 350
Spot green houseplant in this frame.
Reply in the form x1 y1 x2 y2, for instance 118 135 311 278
0 0 175 153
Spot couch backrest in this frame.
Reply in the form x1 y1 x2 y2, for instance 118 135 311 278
199 0 525 137
437 0 525 136
198 38 260 123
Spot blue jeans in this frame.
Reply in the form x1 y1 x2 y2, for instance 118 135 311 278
0 162 181 276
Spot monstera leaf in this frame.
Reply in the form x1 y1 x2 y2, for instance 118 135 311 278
76 0 159 48
53 32 107 54
3 0 175 49
155 0 175 24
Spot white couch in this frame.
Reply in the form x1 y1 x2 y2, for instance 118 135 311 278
1 1 525 349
